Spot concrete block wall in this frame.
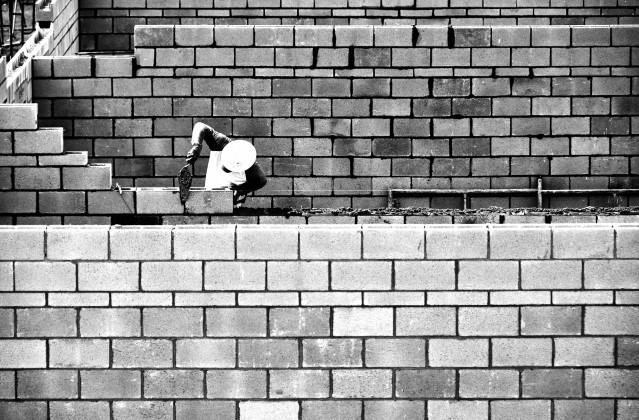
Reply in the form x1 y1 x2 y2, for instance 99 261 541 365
37 0 81 56
0 223 638 419
78 0 639 52
33 25 639 210
0 103 115 224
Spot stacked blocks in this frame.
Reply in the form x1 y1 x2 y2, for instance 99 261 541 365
0 224 637 418
78 0 639 52
33 25 639 210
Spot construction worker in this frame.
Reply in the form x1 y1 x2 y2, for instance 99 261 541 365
186 122 267 205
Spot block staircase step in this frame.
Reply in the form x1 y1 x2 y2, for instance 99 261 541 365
14 128 64 154
38 151 88 166
0 104 37 130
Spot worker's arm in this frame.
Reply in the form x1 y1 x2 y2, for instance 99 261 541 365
234 161 268 198
186 122 231 163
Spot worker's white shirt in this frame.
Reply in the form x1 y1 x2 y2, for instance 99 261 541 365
205 151 247 189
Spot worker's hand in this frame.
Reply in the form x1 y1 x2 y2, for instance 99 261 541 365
186 144 202 164
233 190 247 205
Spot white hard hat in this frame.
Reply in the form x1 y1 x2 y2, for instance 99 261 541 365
221 140 257 172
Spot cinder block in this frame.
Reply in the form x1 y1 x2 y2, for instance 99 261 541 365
80 308 140 337
0 293 45 307
113 401 173 420
112 339 172 368
522 261 583 291
216 26 254 46
0 227 44 260
331 261 391 290
206 370 266 399
62 164 112 190
53 56 91 77
173 226 234 260
375 26 412 46
430 338 488 367
333 308 393 336
184 190 233 215
492 26 530 46
17 370 78 399
492 291 550 305
553 226 614 258
14 167 60 190
0 402 46 419
459 369 519 398
47 227 108 260
270 308 330 337
296 26 333 46
458 261 518 290
144 308 203 337
135 190 183 214
237 226 298 260
459 307 518 336
17 308 76 337
49 292 109 307
15 262 75 291
95 56 133 77
14 128 63 154
110 227 172 260
240 402 298 420
303 338 362 368
491 401 550 420
141 262 202 291
144 370 204 398
175 25 213 46
49 339 109 368
532 26 570 46
332 369 392 398
267 261 328 291
428 401 487 420
585 307 639 335
554 400 614 420
617 226 639 258
395 369 455 398
521 306 582 336
396 307 455 336
134 25 174 47
0 339 46 368
239 339 298 368
490 226 551 259
81 370 141 399
270 370 329 398
584 260 639 289
336 26 373 46
204 261 265 290
522 369 582 398
365 338 425 367
256 26 294 46
300 226 361 259
426 291 485 306
427 226 487 259
362 225 424 259
555 337 614 367
0 104 38 130
78 262 138 291
50 402 110 420
39 151 88 166
365 401 425 420
415 26 448 47
206 308 266 337
492 338 552 366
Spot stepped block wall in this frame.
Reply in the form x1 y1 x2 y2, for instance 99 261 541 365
0 224 638 419
78 0 639 52
0 100 234 224
33 25 639 210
